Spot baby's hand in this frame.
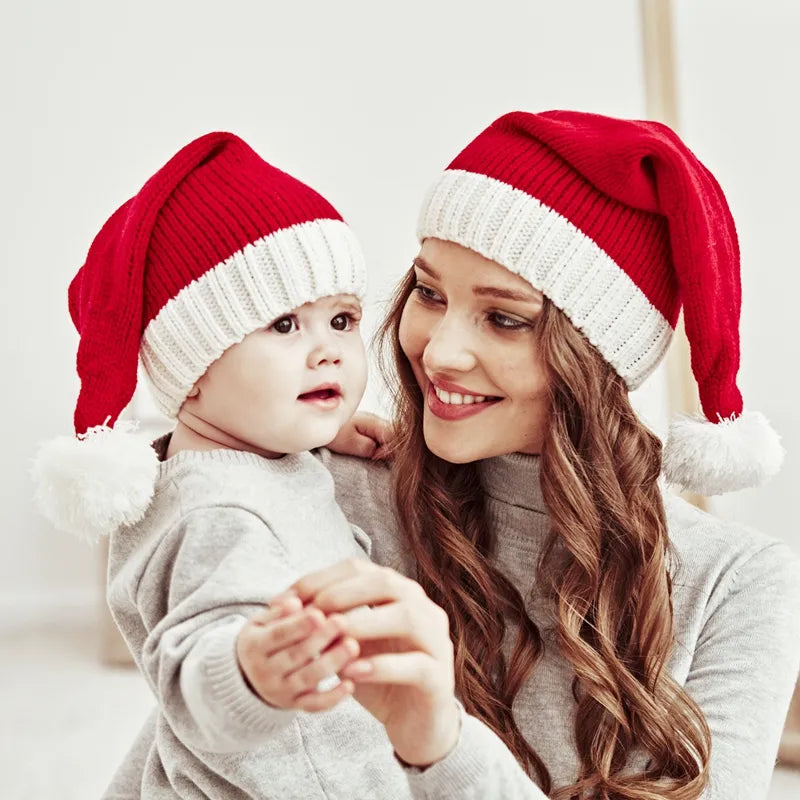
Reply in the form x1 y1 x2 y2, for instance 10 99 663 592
236 597 359 712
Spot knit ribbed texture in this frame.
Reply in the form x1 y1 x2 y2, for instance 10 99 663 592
319 449 800 800
140 139 347 327
418 170 672 389
418 110 744 423
104 443 405 799
67 132 366 433
141 218 365 417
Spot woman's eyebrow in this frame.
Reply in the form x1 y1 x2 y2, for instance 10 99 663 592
414 256 541 304
472 285 542 304
412 256 439 279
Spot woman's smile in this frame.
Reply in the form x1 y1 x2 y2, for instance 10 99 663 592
425 377 503 420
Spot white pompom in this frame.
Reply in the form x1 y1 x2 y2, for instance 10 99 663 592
663 410 784 496
31 421 160 543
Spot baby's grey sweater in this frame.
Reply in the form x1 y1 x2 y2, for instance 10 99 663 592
318 449 800 800
102 446 414 799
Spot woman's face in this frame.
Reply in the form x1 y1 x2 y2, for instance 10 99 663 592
398 238 549 463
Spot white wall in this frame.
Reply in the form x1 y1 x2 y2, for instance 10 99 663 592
7 0 794 629
672 0 800 549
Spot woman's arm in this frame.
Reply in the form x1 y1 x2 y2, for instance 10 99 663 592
682 541 800 799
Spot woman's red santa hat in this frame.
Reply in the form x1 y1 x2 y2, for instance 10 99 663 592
417 110 783 494
32 132 366 542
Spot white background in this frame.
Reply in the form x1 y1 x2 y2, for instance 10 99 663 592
1 0 797 630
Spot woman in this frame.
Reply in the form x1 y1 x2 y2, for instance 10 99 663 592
284 111 800 799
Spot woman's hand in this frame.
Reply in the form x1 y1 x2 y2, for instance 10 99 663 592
277 560 461 767
236 596 359 712
326 412 394 460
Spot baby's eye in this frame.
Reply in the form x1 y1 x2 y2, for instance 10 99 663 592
271 315 298 334
330 313 356 331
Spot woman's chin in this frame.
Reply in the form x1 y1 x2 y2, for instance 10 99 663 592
423 426 484 464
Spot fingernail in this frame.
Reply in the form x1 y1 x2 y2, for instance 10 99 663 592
344 660 372 676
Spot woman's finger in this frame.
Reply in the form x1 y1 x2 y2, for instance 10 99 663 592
354 412 394 445
341 602 451 660
341 652 449 692
281 557 375 603
312 568 422 614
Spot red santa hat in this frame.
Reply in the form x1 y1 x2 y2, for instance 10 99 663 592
417 110 783 495
33 132 366 541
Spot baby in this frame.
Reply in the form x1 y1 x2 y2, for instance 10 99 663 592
33 132 409 798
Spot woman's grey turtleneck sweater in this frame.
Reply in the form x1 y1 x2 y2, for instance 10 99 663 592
318 449 800 800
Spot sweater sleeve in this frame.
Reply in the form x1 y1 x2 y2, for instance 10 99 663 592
123 505 299 753
402 704 549 799
682 541 800 799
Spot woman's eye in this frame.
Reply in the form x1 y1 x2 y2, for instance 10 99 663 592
414 283 443 303
271 316 298 334
489 312 528 330
331 313 357 331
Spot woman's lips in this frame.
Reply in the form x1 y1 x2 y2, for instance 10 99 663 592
425 383 501 421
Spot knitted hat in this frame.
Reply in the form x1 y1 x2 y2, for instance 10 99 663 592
33 132 366 541
417 110 783 495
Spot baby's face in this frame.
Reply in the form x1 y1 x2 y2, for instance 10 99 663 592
184 294 367 456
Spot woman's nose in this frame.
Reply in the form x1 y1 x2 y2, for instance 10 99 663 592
421 315 477 375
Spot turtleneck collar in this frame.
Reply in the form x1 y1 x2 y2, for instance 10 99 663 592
478 451 546 514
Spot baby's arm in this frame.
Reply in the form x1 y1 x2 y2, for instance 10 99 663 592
112 505 356 753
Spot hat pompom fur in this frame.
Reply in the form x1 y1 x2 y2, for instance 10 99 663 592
32 421 159 543
663 410 784 496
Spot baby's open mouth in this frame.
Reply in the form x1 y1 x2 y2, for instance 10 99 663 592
298 386 342 401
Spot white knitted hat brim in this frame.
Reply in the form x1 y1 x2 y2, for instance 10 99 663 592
417 169 674 390
141 218 367 418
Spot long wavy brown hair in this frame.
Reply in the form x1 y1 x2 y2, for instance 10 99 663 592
377 267 711 799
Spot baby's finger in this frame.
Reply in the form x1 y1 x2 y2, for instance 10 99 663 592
250 595 303 625
287 636 360 698
258 607 327 656
270 615 348 676
293 679 355 713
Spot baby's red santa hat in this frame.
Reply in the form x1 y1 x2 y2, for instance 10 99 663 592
33 132 366 542
417 110 783 494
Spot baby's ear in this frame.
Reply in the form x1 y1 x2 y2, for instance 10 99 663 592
186 385 200 398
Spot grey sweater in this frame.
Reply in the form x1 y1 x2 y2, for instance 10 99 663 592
102 445 415 799
316 448 800 800
106 444 800 799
